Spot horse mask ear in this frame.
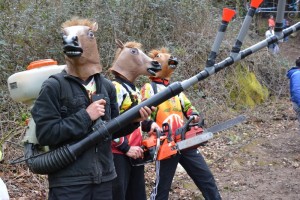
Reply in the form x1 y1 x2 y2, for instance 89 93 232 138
148 49 159 59
115 39 124 49
92 22 98 32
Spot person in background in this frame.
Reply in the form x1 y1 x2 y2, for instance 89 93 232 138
265 26 279 54
287 57 300 128
268 15 275 28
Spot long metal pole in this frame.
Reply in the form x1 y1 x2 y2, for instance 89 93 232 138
181 22 300 90
274 0 286 38
230 0 264 60
205 8 236 71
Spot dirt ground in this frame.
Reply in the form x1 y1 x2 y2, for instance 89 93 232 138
1 97 299 200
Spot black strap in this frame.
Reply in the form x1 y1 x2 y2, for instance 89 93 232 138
150 82 159 121
50 73 73 107
50 73 104 102
51 73 111 123
114 78 138 110
151 82 158 94
151 81 187 120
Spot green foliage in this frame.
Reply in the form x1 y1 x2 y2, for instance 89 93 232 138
21 112 30 124
0 0 215 75
228 64 269 108
226 133 241 145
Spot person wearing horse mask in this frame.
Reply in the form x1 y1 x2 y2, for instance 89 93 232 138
31 18 154 200
109 40 161 200
141 48 221 200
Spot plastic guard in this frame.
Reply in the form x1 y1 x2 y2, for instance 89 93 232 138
176 127 204 149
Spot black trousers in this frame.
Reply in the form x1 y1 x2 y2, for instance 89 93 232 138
48 181 112 200
150 148 221 200
112 153 146 200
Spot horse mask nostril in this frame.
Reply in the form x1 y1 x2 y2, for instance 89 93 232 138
149 61 162 74
63 35 79 46
72 36 78 42
168 57 178 66
63 34 83 57
151 61 161 67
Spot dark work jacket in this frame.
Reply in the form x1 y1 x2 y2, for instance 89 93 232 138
31 70 139 188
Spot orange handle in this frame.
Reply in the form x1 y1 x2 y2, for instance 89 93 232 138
250 0 263 9
142 134 157 148
27 59 57 70
222 8 236 23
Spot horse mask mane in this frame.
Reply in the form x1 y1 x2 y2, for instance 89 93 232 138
148 48 178 80
61 18 102 80
110 40 161 83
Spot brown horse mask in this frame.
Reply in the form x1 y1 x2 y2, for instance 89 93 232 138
110 40 161 83
61 18 102 80
148 48 178 81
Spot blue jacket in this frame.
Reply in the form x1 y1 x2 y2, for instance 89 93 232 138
287 67 300 106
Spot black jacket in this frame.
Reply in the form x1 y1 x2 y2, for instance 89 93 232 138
31 71 139 188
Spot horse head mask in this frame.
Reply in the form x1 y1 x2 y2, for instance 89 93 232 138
61 17 102 80
110 40 161 83
148 48 178 80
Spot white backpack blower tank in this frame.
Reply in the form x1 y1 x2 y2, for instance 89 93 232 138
7 59 66 105
7 59 66 173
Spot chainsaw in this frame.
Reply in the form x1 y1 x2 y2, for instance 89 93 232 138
130 115 246 166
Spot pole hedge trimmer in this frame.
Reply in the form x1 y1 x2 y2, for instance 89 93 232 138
8 0 300 174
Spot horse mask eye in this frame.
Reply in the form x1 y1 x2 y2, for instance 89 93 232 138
130 48 139 55
88 30 94 38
